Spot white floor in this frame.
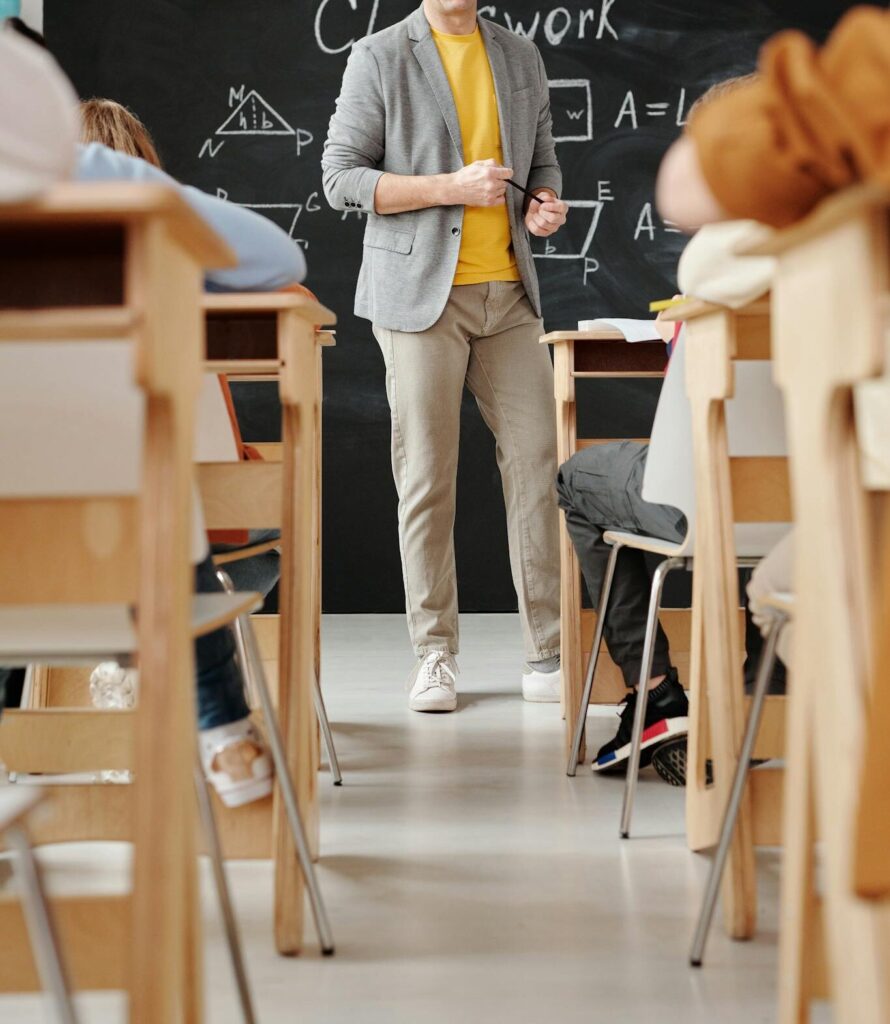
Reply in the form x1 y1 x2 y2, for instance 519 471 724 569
5 614 824 1024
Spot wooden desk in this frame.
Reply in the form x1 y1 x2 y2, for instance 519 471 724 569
748 185 890 1024
203 291 335 955
0 182 234 1023
541 329 671 758
666 297 792 944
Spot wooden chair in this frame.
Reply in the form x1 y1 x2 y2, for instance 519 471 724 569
6 294 338 959
542 329 674 762
0 788 79 1024
0 181 232 1023
664 297 791 944
200 290 339 955
746 186 890 1024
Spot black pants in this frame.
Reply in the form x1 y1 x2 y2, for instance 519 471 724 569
556 441 687 688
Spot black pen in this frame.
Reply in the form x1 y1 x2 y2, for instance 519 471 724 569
505 178 544 205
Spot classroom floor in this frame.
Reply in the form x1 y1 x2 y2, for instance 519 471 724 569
5 614 828 1024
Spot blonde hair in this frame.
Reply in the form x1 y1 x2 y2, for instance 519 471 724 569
689 73 758 118
79 99 162 168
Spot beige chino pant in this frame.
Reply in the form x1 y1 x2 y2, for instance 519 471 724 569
373 281 561 661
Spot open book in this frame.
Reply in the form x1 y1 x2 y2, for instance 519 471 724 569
577 317 663 343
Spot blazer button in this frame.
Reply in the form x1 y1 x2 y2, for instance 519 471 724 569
452 226 460 236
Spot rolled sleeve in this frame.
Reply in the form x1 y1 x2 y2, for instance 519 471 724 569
321 42 386 213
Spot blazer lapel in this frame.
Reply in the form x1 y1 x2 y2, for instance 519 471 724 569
412 35 464 164
479 22 513 172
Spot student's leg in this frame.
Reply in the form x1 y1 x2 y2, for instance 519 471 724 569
372 289 483 658
464 283 560 664
194 554 272 807
211 529 281 598
557 441 690 771
556 441 685 687
194 554 251 729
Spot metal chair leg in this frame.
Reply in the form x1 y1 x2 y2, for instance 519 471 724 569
6 825 80 1024
567 542 622 777
193 758 257 1024
313 679 342 786
689 610 787 967
240 618 335 955
620 556 685 839
218 568 342 787
216 569 261 709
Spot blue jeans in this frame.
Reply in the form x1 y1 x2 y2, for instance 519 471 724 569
0 549 279 731
211 529 281 598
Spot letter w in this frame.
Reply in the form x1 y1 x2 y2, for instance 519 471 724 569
503 11 540 39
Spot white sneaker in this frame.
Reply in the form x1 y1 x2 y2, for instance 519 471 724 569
200 718 273 808
522 666 561 703
409 652 458 713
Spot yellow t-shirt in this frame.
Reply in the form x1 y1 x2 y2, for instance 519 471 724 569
431 26 520 286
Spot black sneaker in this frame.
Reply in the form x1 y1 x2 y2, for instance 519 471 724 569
651 735 693 787
592 671 689 775
652 737 762 788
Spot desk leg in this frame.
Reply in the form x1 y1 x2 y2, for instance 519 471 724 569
273 325 316 956
778 658 819 1023
311 343 323 822
132 395 199 1022
554 343 584 761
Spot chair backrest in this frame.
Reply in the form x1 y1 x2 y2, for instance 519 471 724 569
642 327 696 542
0 339 211 604
643 316 791 557
0 339 144 604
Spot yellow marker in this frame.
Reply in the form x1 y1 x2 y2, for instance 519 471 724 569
649 297 686 313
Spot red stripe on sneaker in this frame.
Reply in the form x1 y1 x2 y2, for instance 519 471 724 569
641 719 670 743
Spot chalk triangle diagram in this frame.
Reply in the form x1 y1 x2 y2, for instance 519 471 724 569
216 90 295 136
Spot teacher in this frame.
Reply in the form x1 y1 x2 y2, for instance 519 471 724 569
322 0 568 713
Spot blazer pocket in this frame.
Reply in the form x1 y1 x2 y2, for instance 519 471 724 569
363 225 414 255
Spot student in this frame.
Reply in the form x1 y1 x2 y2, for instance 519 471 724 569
657 6 890 232
322 0 568 711
79 100 300 804
0 36 304 806
556 77 779 781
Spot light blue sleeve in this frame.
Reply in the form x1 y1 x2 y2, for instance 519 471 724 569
75 143 306 291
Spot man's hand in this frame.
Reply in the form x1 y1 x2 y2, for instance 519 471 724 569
446 159 513 207
525 190 568 237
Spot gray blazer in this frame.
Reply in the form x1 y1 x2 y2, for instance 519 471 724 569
321 4 562 333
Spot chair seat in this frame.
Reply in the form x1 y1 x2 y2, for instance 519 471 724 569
603 530 687 558
0 592 262 665
0 785 43 831
604 522 789 561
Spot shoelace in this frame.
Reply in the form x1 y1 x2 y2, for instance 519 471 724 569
411 651 458 695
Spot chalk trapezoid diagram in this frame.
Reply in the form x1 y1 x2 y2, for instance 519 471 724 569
216 90 295 136
532 200 603 260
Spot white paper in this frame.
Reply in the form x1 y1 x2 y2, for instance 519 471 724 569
577 317 663 343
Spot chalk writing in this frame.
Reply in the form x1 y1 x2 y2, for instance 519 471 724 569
614 89 690 130
549 79 593 142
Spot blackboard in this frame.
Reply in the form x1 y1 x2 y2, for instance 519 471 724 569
46 0 858 614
